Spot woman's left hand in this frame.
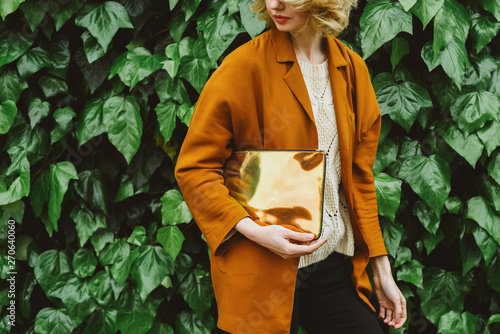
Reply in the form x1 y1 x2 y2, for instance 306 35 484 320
370 255 407 329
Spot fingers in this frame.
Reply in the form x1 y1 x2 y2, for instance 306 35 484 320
285 230 316 242
281 237 328 258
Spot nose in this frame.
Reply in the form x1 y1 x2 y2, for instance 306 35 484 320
268 0 285 10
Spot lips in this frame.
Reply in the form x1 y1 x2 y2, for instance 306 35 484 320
273 15 290 24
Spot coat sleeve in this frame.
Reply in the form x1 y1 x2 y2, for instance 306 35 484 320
349 51 388 258
174 61 252 257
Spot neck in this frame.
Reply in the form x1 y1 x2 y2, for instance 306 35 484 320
289 24 326 65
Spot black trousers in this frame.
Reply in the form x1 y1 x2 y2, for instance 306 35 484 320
290 252 384 334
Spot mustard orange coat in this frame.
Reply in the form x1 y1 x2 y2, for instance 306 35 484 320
174 26 388 333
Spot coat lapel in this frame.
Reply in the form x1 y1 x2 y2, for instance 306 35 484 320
270 27 316 124
325 38 353 194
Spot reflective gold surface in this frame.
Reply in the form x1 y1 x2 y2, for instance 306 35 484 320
223 150 326 238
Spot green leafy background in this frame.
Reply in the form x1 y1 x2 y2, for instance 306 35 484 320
0 0 499 333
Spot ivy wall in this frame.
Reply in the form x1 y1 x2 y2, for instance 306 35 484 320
0 0 499 333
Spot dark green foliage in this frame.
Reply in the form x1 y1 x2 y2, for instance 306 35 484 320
0 0 499 333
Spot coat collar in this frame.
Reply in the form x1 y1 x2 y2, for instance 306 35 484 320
269 26 350 125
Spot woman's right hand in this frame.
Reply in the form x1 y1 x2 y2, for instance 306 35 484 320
234 217 328 259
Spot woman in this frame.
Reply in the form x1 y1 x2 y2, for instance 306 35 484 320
174 0 407 333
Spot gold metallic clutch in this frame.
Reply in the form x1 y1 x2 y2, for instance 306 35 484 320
223 149 326 238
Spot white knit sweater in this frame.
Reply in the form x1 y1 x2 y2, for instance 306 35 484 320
297 59 355 269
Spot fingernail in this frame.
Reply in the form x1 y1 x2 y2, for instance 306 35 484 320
307 234 314 239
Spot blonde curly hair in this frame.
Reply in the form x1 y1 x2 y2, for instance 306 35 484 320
251 0 357 37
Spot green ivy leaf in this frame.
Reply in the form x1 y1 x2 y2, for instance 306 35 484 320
0 28 36 68
397 259 424 289
359 0 412 59
109 47 164 89
450 90 499 134
0 69 28 103
128 226 147 246
157 226 185 261
0 172 30 206
30 169 49 217
51 107 76 144
373 137 398 174
463 53 498 91
478 174 500 214
47 35 71 79
394 246 412 267
116 285 161 334
487 251 500 292
445 196 463 214
74 169 111 216
161 189 193 226
489 314 500 325
99 239 134 284
239 0 266 38
399 155 451 216
398 0 417 11
467 196 500 245
374 173 402 222
169 10 189 43
488 151 500 185
374 73 432 132
177 37 212 93
470 12 500 53
81 30 109 64
76 98 106 147
71 205 107 248
155 101 179 144
149 321 174 334
51 0 85 31
181 0 201 20
87 270 114 306
411 0 444 28
102 95 143 164
0 100 17 134
90 228 115 257
75 1 134 50
73 248 97 278
380 219 404 258
438 311 479 334
390 37 409 71
460 234 483 276
422 229 445 255
435 0 470 45
115 174 134 203
34 307 75 334
413 200 441 234
0 0 25 20
421 36 470 89
437 120 484 167
6 146 29 176
126 142 165 190
17 46 52 79
33 249 72 293
175 311 214 334
83 308 118 334
28 98 50 128
38 76 68 98
179 268 213 318
479 0 500 21
197 10 244 64
477 121 500 156
48 161 78 230
19 0 49 31
47 271 98 325
417 268 472 325
155 70 190 104
130 245 174 302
